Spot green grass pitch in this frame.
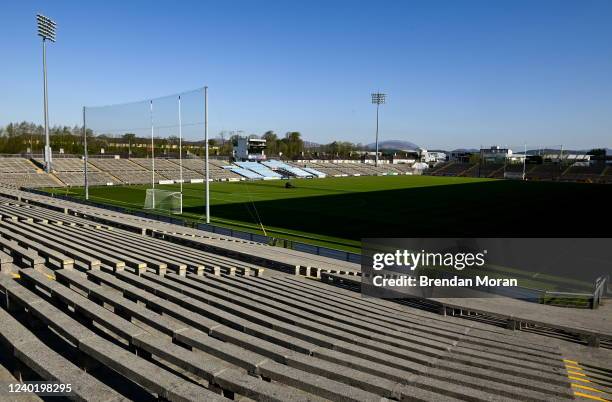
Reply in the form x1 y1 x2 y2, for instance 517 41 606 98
44 175 612 252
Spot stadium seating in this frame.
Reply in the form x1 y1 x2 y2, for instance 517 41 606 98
226 166 264 179
262 160 313 178
0 173 62 188
291 162 349 177
33 157 96 173
235 161 282 179
291 161 417 177
125 158 178 182
86 157 148 183
0 158 60 188
301 167 326 178
204 159 244 181
526 164 564 181
0 158 38 173
0 155 609 189
392 163 418 174
130 158 181 171
0 185 594 401
30 157 120 187
428 162 477 177
56 172 121 186
477 163 506 178
560 164 606 183
601 166 612 183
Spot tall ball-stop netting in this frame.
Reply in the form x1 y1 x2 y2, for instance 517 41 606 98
84 88 207 215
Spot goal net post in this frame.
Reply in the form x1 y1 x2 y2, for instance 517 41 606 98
144 189 183 214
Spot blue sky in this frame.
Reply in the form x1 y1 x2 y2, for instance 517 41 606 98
1 0 611 149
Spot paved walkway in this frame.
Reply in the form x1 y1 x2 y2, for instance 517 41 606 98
432 297 612 336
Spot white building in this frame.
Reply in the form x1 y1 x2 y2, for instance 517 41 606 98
422 150 447 164
234 137 267 161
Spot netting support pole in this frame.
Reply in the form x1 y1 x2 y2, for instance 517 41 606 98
523 143 527 181
178 95 183 214
150 100 155 206
83 106 89 200
204 86 210 223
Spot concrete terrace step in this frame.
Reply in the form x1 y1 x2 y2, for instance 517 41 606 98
53 269 390 401
0 185 600 401
0 274 227 401
92 269 571 400
0 305 126 402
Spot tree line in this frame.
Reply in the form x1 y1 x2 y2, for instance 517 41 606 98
1 121 370 159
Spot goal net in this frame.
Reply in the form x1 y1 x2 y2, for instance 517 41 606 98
144 189 182 214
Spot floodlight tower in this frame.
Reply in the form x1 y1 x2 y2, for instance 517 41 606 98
36 14 56 173
371 92 386 167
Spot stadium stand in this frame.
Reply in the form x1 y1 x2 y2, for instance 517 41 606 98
603 166 612 184
40 158 120 187
262 160 313 178
526 164 564 181
0 154 610 189
235 162 283 179
392 163 418 174
425 162 451 175
175 158 222 181
33 157 94 173
477 163 506 178
291 162 349 177
225 166 264 180
560 164 606 183
428 162 476 177
0 157 39 173
158 168 204 181
206 159 244 181
290 161 420 177
301 167 326 178
0 157 61 188
88 157 151 184
0 173 62 188
1 185 608 401
54 172 118 186
457 164 479 177
128 158 182 182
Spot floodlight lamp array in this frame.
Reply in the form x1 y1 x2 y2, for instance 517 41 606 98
37 14 56 42
371 93 386 104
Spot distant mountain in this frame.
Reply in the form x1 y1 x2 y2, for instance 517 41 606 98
366 140 420 151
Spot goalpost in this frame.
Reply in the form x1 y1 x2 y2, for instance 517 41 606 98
144 189 183 214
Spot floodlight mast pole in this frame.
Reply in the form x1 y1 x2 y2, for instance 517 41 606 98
42 40 50 172
371 92 386 167
37 14 56 173
204 86 210 223
375 102 380 166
